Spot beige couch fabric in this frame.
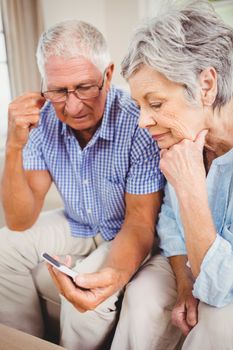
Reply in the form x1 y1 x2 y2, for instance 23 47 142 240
0 323 65 350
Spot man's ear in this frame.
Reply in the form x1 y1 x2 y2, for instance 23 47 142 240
199 67 217 106
105 63 114 91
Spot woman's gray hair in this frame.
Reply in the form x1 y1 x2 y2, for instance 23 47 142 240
122 0 233 108
36 20 111 78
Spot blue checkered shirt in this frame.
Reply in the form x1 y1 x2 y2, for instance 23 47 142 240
23 86 164 240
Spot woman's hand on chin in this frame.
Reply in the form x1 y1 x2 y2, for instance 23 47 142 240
159 130 208 194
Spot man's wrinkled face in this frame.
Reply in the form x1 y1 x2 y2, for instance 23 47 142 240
44 56 109 133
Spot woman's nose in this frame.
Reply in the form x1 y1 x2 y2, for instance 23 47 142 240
138 110 156 129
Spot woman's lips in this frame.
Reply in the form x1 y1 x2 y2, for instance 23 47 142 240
151 132 170 141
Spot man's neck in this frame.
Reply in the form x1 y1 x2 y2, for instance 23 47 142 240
72 123 101 149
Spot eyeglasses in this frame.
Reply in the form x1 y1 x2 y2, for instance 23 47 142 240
41 70 106 103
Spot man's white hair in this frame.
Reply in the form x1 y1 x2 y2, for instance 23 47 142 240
36 20 111 78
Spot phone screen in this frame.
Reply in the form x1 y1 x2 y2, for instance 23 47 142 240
41 252 78 281
42 252 61 268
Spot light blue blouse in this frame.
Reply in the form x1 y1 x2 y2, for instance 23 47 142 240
157 148 233 307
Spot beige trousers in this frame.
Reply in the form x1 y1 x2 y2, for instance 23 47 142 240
0 209 120 350
111 254 183 350
111 254 233 350
1 209 232 350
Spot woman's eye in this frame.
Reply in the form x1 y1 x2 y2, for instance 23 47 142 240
150 103 162 109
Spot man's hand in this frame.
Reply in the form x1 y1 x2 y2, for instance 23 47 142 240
46 191 162 312
172 285 199 336
47 258 125 312
7 92 45 150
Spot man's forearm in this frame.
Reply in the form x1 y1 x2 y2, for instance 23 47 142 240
104 224 154 285
1 147 38 230
102 191 161 289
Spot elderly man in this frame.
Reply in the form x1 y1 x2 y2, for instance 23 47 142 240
0 20 164 349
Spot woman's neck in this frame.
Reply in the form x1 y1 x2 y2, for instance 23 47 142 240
205 100 233 157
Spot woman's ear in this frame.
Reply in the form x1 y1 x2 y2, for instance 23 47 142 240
199 67 217 106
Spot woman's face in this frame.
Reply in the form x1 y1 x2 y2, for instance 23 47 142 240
128 65 208 149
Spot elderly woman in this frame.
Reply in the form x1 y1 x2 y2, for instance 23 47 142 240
110 1 233 349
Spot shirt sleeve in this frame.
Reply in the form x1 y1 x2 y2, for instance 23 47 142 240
126 127 165 194
157 184 187 256
23 124 48 171
193 231 233 307
159 185 233 307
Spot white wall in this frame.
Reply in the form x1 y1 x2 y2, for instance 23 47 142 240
40 0 107 33
40 0 140 88
37 0 233 88
105 0 138 88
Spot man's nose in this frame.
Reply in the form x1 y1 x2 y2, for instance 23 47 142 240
65 92 84 115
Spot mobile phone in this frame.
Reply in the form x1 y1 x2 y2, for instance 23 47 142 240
41 252 78 282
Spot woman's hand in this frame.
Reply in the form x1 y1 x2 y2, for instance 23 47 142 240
172 284 199 336
160 130 208 194
169 256 199 335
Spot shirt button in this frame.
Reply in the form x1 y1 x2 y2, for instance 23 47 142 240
83 179 88 185
87 209 92 214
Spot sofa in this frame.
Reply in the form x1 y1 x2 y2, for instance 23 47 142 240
0 323 65 350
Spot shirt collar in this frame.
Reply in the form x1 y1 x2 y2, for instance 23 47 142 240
212 147 233 166
98 86 116 141
61 122 73 139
